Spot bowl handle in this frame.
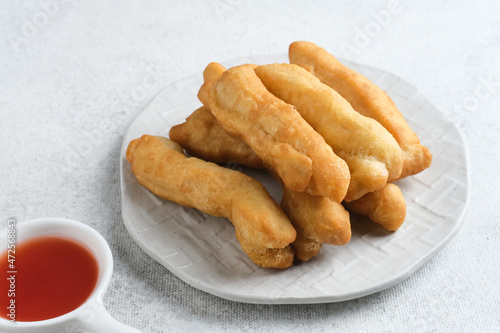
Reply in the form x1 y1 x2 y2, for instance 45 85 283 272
72 298 142 333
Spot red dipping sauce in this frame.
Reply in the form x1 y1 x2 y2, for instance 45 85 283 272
0 236 99 322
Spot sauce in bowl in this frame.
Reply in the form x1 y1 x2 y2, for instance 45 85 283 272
0 236 99 322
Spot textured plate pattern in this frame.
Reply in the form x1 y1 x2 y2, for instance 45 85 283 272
120 54 468 304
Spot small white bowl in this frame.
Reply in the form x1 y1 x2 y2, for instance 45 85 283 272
0 218 141 333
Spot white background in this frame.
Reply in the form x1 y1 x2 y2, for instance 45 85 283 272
1 0 499 332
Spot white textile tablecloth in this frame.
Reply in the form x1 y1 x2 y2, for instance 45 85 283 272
1 1 499 332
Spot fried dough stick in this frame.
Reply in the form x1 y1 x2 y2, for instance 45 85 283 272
254 63 403 202
126 135 296 268
289 41 432 179
343 183 406 231
198 63 350 203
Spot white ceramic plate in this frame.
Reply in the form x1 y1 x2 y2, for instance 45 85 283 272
119 54 469 304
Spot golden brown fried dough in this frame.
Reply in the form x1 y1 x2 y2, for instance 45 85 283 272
289 41 432 179
254 63 403 201
198 63 350 203
170 108 351 261
343 183 406 231
281 188 351 261
290 224 322 262
126 135 296 268
169 106 265 169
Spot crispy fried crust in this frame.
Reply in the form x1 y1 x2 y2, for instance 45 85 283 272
289 41 432 179
169 108 351 261
290 225 322 262
198 63 350 203
126 135 296 268
169 106 265 169
344 183 406 231
281 188 351 261
254 63 403 201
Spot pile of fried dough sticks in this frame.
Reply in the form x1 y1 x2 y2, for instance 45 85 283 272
126 41 432 269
